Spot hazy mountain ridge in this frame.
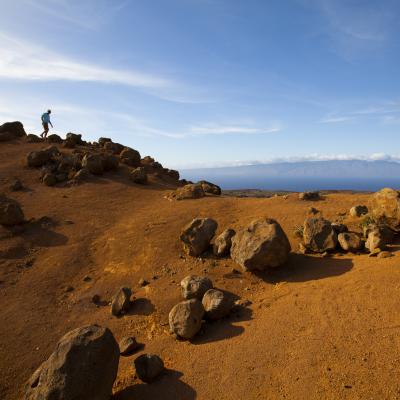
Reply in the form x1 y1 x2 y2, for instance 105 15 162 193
181 160 400 191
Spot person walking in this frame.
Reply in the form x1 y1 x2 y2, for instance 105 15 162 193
40 109 53 138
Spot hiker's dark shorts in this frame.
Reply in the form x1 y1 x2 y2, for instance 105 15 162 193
42 122 49 131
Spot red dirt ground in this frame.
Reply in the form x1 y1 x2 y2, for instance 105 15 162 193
1 138 400 400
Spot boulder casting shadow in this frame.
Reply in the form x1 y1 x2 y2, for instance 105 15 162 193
254 253 354 284
113 369 196 400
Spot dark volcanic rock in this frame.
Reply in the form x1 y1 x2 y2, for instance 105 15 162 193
169 299 205 340
180 275 213 300
25 325 119 400
0 195 25 226
303 218 338 253
231 218 291 271
180 218 218 256
134 354 164 383
111 287 132 316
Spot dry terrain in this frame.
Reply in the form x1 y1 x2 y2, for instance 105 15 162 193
1 138 400 400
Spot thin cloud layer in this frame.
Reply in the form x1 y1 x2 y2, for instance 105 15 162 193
0 33 170 88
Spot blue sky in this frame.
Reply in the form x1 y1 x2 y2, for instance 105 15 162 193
0 0 399 168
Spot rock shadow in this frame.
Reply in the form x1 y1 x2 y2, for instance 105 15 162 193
254 253 353 284
191 293 252 345
21 217 68 247
127 298 155 316
113 369 196 400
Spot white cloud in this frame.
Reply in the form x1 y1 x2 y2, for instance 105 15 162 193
0 33 171 89
319 116 353 123
189 123 281 135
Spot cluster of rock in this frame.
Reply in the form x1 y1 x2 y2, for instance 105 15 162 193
24 134 181 187
169 275 234 339
25 324 165 399
168 180 221 200
299 189 400 255
180 217 291 271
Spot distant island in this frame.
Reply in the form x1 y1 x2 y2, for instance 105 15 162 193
181 160 400 191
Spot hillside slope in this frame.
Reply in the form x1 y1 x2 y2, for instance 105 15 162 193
1 136 400 399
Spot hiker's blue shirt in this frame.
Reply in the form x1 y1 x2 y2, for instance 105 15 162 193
41 113 50 123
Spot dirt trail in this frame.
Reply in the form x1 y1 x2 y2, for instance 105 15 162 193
1 139 400 399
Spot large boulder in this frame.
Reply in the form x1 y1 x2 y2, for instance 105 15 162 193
370 188 400 230
231 218 291 271
365 224 394 252
25 325 119 400
338 232 363 252
180 218 218 256
198 180 221 196
213 228 236 257
171 184 205 200
82 154 104 175
0 121 26 138
169 299 204 340
303 218 338 253
350 205 368 217
0 131 16 142
180 275 213 300
202 289 233 320
98 137 112 146
120 148 141 167
0 195 24 226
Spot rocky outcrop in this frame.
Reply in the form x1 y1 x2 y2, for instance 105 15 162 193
25 325 119 400
231 218 291 271
104 141 124 155
180 218 218 256
303 218 338 253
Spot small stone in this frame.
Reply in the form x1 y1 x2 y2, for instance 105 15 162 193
119 337 140 356
64 286 74 293
111 287 132 316
139 278 149 287
134 354 164 383
92 294 100 304
10 179 23 191
83 275 91 282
